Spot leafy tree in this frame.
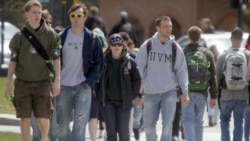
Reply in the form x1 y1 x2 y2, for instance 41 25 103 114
1 0 26 28
1 0 99 28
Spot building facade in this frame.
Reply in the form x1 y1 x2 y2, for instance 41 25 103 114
99 0 238 44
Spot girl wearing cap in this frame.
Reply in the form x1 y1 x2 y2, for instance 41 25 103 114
97 33 141 141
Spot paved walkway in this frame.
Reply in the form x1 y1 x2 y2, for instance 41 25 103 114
0 112 233 141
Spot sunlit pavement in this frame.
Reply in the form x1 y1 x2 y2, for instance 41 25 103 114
0 111 233 141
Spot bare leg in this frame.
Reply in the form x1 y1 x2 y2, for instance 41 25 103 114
98 119 105 138
89 118 98 141
37 118 49 141
20 118 31 141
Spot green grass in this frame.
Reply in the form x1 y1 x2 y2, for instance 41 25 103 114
0 132 23 141
0 77 16 114
0 78 31 140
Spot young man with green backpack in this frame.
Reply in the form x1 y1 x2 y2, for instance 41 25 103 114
182 26 218 141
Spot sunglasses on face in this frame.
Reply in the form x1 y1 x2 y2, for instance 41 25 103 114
110 43 123 47
70 13 85 18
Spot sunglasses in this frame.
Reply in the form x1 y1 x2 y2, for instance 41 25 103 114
110 43 123 47
70 13 85 18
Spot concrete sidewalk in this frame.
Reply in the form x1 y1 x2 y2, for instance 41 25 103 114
0 113 231 141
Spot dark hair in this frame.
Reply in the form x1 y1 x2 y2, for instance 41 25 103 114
155 16 171 26
68 2 88 16
89 6 99 16
188 26 202 42
119 32 131 41
42 9 52 23
231 27 243 39
24 0 42 12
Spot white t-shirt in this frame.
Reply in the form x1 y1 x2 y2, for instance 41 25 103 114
61 29 86 86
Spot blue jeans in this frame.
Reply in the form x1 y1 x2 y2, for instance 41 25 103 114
143 90 177 141
182 92 206 141
56 84 91 141
133 97 143 129
244 105 250 141
103 102 131 141
220 100 247 141
49 99 58 141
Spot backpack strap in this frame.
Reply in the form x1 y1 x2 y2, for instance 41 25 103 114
145 38 152 69
172 42 177 73
146 38 152 56
146 39 177 73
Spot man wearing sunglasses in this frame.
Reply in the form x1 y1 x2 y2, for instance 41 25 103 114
56 2 103 141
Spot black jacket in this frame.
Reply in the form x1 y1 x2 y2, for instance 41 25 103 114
98 54 141 108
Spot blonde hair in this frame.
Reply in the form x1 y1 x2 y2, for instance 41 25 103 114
24 0 42 12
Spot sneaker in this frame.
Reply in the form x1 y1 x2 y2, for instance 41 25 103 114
172 136 180 141
208 116 215 127
133 128 140 140
98 130 103 138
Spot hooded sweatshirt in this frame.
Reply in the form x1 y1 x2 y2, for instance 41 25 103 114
9 20 61 81
136 32 188 95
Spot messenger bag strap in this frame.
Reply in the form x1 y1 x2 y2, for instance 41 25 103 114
21 27 55 82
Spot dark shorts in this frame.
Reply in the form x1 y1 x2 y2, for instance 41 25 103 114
89 95 99 118
14 78 52 118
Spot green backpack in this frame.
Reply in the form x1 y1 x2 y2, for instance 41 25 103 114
184 47 210 91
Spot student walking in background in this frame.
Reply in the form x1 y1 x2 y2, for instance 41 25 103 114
98 34 141 141
56 2 103 141
244 33 250 141
5 1 61 141
135 15 189 141
119 31 142 141
216 27 250 141
109 11 138 47
181 26 218 141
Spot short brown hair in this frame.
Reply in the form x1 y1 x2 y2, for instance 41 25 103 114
231 27 243 39
68 2 88 17
119 32 131 42
155 16 171 26
188 26 202 42
24 0 42 12
42 9 52 23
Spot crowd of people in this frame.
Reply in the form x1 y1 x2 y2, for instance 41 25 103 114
4 0 250 141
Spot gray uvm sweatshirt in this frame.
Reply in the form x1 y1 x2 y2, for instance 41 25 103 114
135 32 189 95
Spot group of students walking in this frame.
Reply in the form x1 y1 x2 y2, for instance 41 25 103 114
4 0 250 141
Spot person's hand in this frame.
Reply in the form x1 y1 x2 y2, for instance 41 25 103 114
210 99 217 108
136 98 143 108
52 79 60 97
5 84 12 100
181 94 190 107
83 82 89 89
